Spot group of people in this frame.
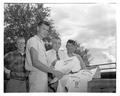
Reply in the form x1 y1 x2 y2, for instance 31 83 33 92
4 20 100 92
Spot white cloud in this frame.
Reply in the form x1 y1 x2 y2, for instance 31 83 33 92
102 51 116 62
44 4 116 64
45 4 116 39
84 36 116 49
82 36 116 64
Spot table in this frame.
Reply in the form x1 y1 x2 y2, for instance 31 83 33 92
88 79 116 92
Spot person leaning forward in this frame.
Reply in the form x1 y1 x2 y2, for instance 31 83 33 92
25 20 64 92
46 37 61 92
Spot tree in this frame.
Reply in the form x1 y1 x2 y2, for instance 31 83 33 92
75 42 93 66
4 3 59 54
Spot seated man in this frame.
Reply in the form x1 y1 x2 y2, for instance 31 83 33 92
50 39 100 92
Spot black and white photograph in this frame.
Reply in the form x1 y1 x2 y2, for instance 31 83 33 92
3 1 117 94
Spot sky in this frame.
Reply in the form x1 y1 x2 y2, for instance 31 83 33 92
44 4 116 66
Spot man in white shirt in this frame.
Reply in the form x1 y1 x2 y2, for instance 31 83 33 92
25 21 64 92
47 37 61 66
46 37 61 92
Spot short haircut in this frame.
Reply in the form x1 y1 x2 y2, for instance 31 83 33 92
67 39 77 46
37 20 50 27
51 37 61 41
16 37 25 43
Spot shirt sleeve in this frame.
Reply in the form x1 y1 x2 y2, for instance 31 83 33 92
4 67 10 74
27 38 39 51
71 57 81 72
4 52 12 70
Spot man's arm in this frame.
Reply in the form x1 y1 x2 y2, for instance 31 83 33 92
51 59 57 67
4 53 11 78
4 67 11 79
4 67 10 74
77 55 87 69
30 47 64 79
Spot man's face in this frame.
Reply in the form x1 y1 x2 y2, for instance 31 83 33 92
38 24 49 38
16 38 25 51
66 43 76 53
52 39 61 51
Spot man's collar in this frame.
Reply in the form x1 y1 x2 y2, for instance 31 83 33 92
35 35 43 41
51 49 56 52
16 50 25 56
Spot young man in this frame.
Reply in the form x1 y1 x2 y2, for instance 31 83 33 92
46 37 61 92
4 37 28 92
25 21 64 92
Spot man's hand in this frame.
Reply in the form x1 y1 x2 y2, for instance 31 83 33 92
53 70 64 79
4 67 11 79
6 73 10 79
51 59 58 67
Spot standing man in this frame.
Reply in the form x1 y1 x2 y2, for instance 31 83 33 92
47 37 61 67
25 21 64 92
46 37 61 92
4 37 28 92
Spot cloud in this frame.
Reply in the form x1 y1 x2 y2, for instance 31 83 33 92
45 4 116 41
44 4 116 64
102 51 116 62
74 4 116 43
86 36 116 64
82 36 116 49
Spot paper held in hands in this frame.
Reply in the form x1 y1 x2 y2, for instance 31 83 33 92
55 58 73 69
50 59 73 84
50 77 59 84
50 56 99 84
50 68 98 84
64 58 73 63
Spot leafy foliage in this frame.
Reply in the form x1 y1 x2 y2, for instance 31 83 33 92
4 3 58 54
75 42 93 66
4 3 49 41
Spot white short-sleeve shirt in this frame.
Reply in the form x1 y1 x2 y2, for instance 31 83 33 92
25 35 48 92
46 49 57 67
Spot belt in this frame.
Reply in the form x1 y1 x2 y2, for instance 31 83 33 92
10 77 27 81
10 71 27 81
69 69 81 74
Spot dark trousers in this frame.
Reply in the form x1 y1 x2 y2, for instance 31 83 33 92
48 73 58 92
6 79 27 92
